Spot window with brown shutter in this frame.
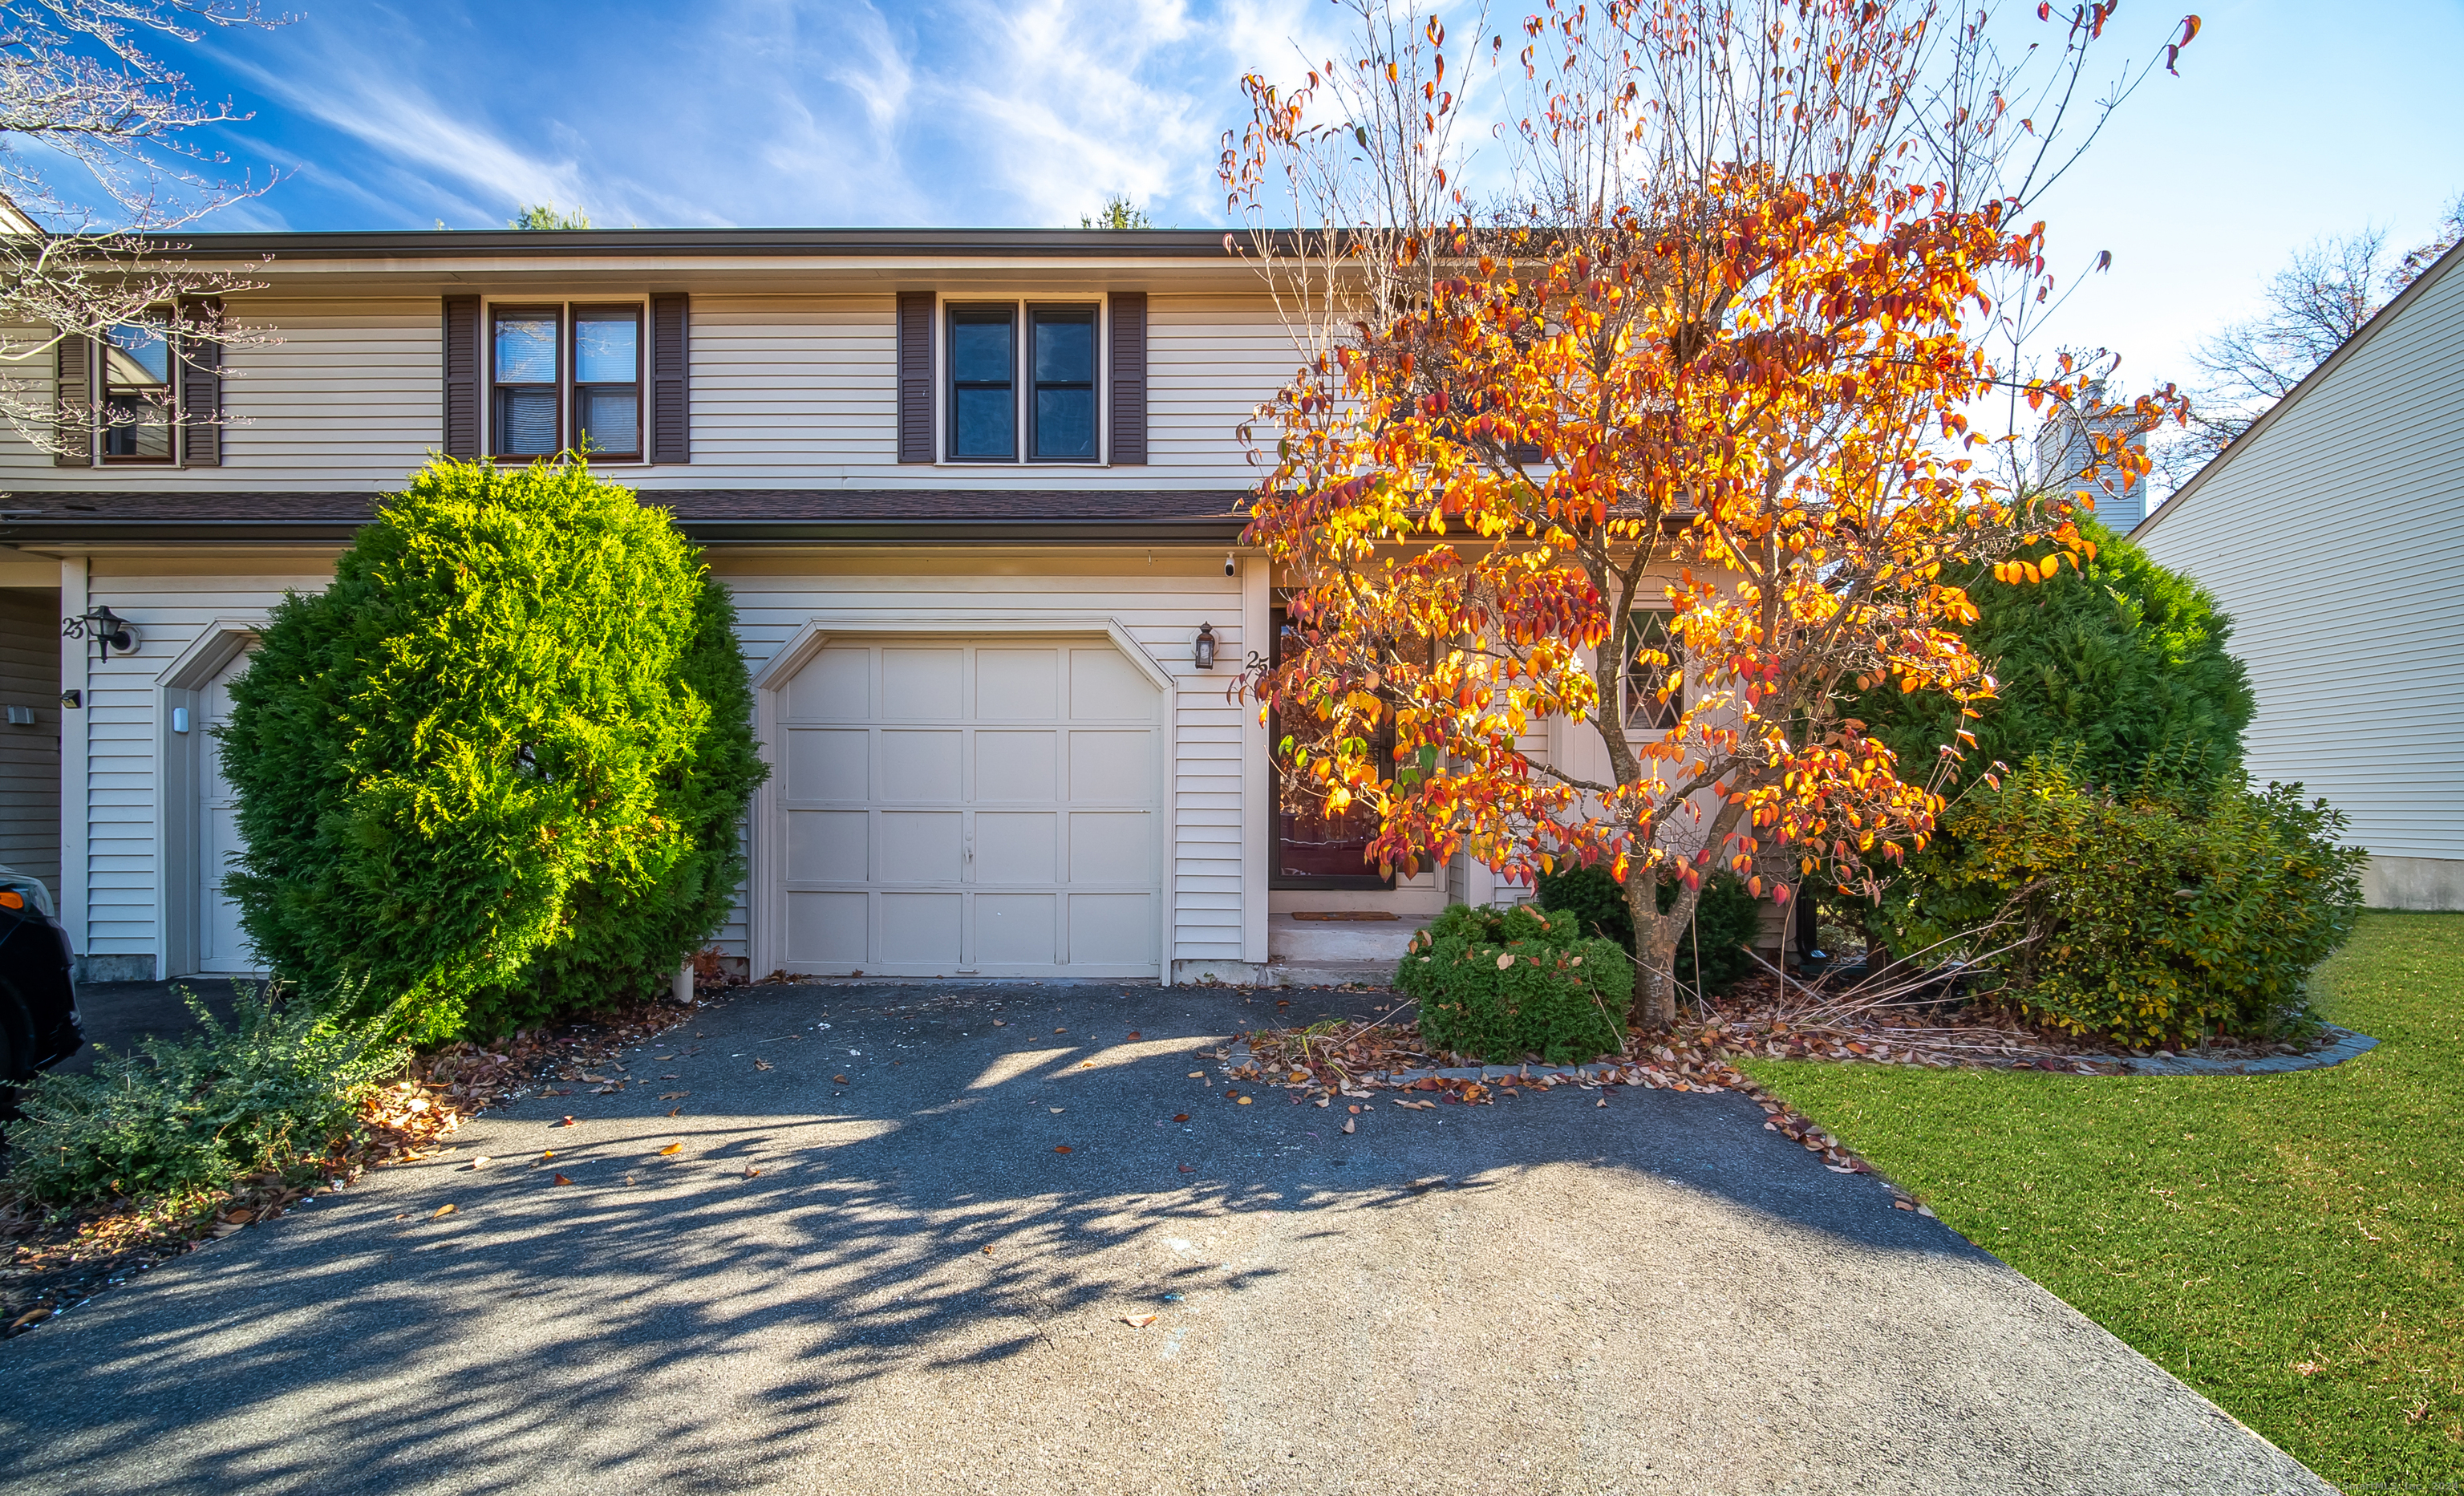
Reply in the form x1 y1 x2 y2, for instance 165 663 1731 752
53 333 92 466
100 313 176 464
896 291 933 463
442 295 480 459
179 298 223 466
1108 291 1147 465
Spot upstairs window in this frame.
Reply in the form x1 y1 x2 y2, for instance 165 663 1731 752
101 314 175 463
944 300 1103 463
1029 306 1096 460
573 306 640 458
949 306 1015 460
492 306 561 458
489 302 644 461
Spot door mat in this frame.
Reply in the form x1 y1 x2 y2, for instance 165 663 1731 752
1289 911 1400 922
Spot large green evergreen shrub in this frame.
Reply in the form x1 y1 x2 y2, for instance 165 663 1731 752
1533 863 1760 995
221 459 765 1041
1395 903 1631 1063
1886 756 2366 1045
1849 517 2255 789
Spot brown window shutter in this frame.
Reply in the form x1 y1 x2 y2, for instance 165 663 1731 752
650 292 689 464
442 294 480 459
179 298 224 466
54 333 91 466
1108 292 1147 465
896 291 933 463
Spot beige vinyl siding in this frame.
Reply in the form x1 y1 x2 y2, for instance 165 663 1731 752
0 302 441 489
0 588 60 891
716 554 1248 966
76 556 334 963
687 295 894 475
3 291 1295 492
2138 253 2464 862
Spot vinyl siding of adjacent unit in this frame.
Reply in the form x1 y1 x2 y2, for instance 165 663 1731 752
2138 254 2464 862
75 555 336 964
2 291 1297 492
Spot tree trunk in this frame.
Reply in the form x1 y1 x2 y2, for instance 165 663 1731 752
1631 910 1683 1030
1624 867 1691 1031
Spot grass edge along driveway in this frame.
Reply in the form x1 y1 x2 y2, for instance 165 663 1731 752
1745 911 2464 1493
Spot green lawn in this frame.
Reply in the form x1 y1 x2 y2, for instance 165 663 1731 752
1744 911 2464 1491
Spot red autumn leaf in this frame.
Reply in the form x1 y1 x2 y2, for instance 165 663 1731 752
1053 1145 1073 1154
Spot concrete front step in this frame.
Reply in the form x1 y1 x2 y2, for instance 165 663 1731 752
1266 912 1425 963
1254 959 1408 990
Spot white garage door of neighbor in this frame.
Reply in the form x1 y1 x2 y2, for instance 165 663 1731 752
778 639 1164 978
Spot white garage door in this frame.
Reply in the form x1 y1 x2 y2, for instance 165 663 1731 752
778 639 1162 978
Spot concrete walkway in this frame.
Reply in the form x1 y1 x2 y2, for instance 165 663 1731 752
0 982 2328 1494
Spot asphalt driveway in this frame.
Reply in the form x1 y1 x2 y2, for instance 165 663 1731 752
0 981 2326 1495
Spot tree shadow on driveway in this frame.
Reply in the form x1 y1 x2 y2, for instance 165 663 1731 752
0 983 2327 1496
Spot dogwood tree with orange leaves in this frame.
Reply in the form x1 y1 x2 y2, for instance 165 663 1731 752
1224 0 2191 1028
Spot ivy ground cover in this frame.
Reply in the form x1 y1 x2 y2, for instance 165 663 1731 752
1744 912 2463 1491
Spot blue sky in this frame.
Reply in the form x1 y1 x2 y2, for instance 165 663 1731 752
63 0 2464 388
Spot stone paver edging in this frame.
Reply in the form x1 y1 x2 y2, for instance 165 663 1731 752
2122 1024 2378 1076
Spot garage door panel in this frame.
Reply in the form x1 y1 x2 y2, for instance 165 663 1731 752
975 811 1057 883
975 732 1058 801
1070 647 1157 720
879 730 962 801
787 728 869 801
881 648 964 719
789 646 869 723
879 811 962 882
787 809 867 882
787 891 868 965
779 636 1161 978
1069 894 1153 965
1068 811 1152 883
1068 731 1155 801
975 894 1058 963
881 894 962 964
975 649 1060 720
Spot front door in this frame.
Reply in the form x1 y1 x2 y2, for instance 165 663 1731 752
194 650 257 973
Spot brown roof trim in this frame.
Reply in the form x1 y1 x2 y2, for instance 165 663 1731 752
2132 236 2464 542
0 487 1254 546
110 227 1262 262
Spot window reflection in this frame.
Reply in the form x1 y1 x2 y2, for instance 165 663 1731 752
102 318 173 462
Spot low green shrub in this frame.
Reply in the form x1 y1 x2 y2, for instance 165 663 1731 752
1890 756 2367 1045
3 983 407 1206
1395 902 1631 1063
1533 863 1761 995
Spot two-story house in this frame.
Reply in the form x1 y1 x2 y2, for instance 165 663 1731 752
0 228 1518 987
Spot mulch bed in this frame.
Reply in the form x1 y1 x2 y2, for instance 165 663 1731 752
1234 973 2336 1210
1 989 735 1339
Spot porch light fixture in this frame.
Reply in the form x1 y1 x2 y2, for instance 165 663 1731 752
1194 622 1218 671
64 605 137 661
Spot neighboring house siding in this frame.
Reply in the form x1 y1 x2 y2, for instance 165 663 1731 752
2137 253 2464 870
0 301 441 489
79 554 334 967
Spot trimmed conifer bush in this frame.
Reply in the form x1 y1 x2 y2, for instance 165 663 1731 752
221 459 765 1041
1395 903 1631 1063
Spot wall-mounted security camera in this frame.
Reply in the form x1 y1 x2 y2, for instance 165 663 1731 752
1224 553 1237 577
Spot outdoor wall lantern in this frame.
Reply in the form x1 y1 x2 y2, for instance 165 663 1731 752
63 605 138 661
1194 622 1218 671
